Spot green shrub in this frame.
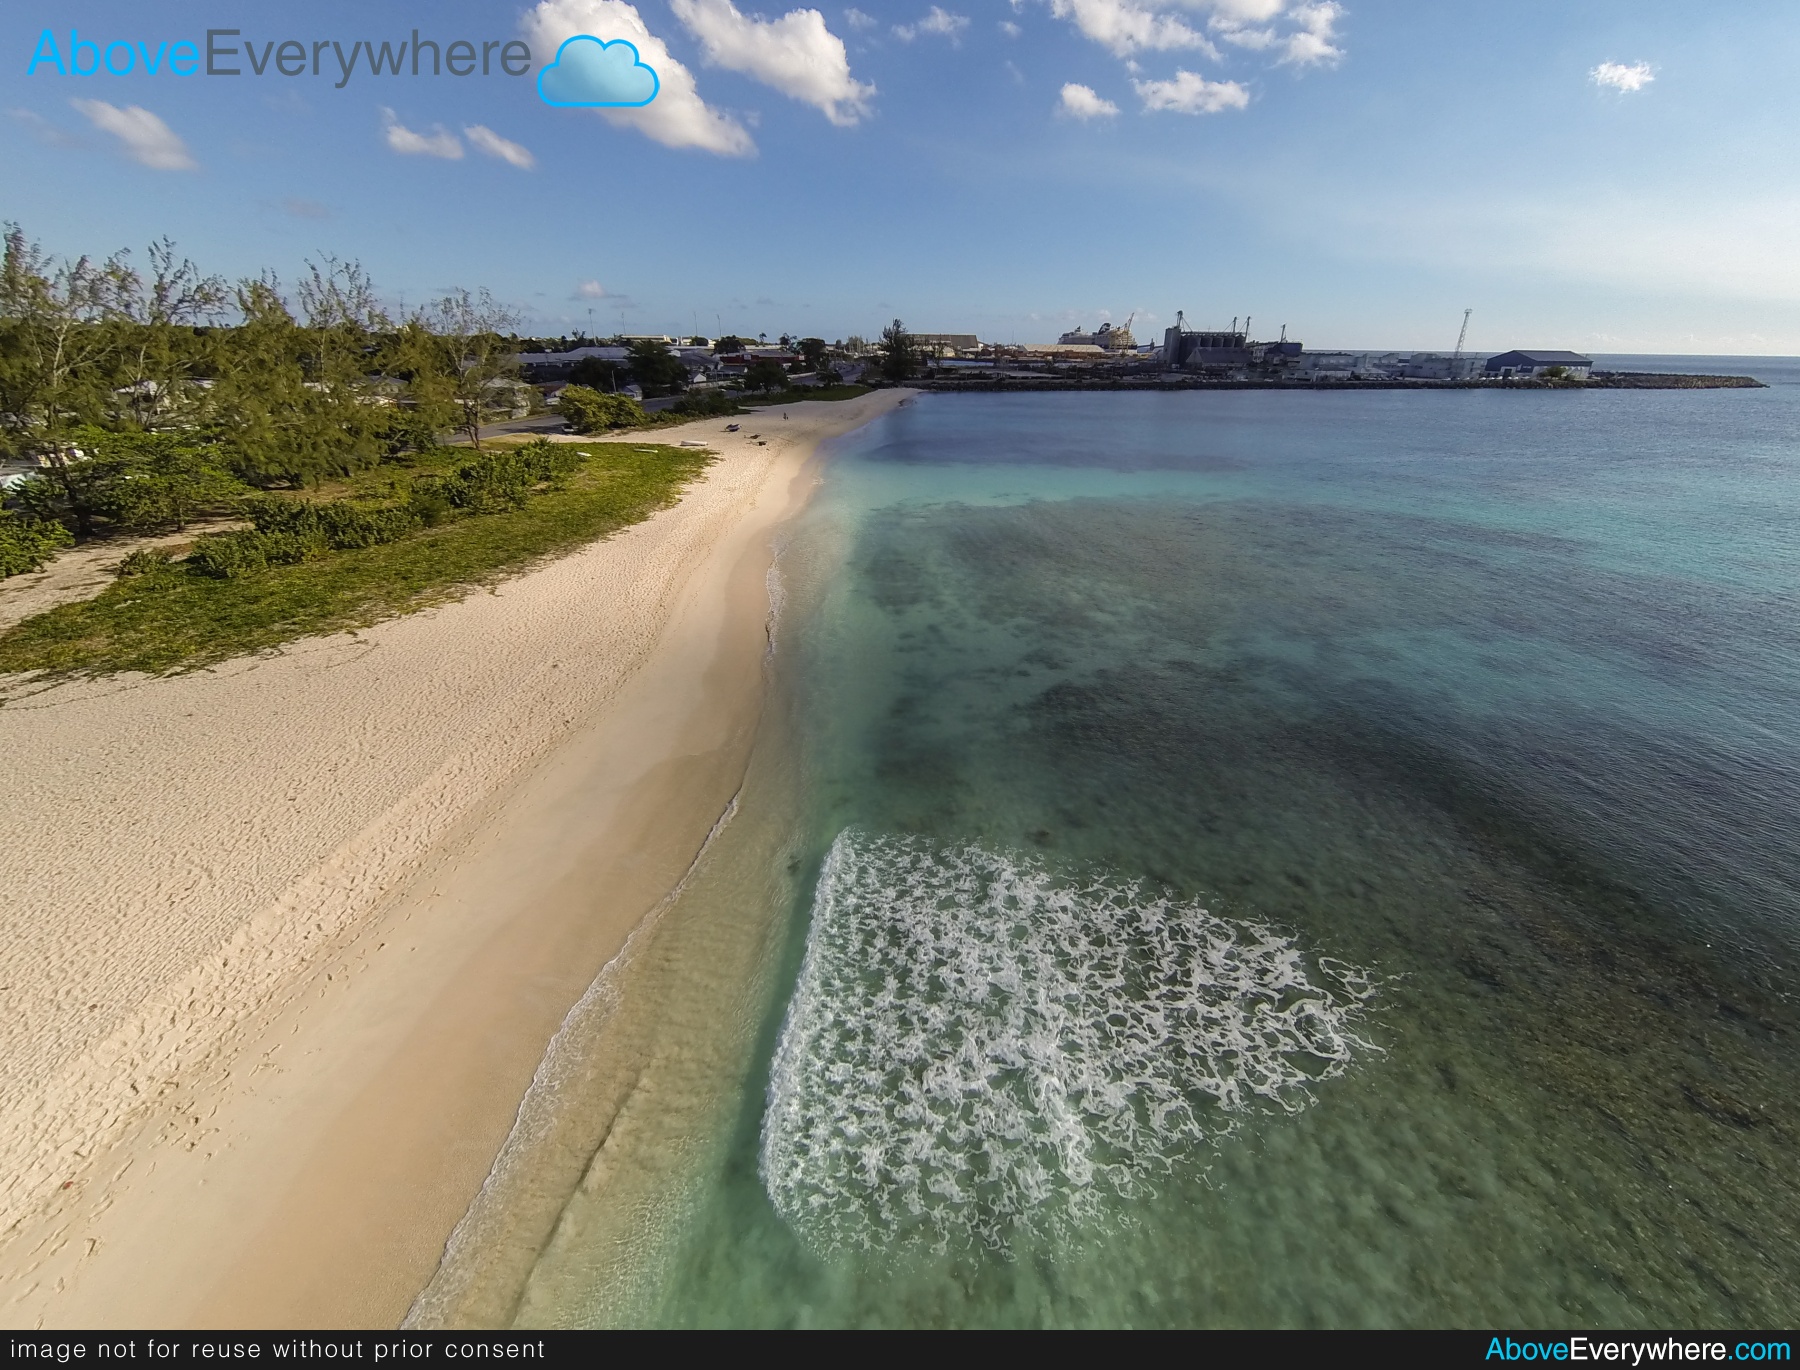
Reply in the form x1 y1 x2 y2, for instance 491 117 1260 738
440 441 581 513
407 485 453 528
669 390 743 418
558 385 647 433
245 497 420 550
187 527 331 579
0 512 74 578
0 443 714 678
117 547 175 577
184 532 266 579
184 445 578 579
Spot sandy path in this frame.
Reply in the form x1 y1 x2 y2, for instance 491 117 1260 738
0 392 905 1328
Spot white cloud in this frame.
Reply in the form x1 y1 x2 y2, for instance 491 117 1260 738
1000 20 1022 36
380 107 463 158
67 100 195 170
10 107 81 149
844 8 878 29
1211 0 1284 18
1047 0 1215 58
1591 61 1654 93
893 7 971 42
575 279 607 299
523 0 755 157
1215 25 1276 50
464 124 536 168
1044 0 1343 65
1133 69 1250 113
1059 83 1120 118
670 0 874 126
1277 1 1341 66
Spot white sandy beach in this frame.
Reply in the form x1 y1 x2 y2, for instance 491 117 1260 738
0 391 907 1328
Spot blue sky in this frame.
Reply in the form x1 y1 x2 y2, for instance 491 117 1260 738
5 1 1797 352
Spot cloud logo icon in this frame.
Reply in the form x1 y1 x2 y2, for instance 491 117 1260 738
537 36 659 108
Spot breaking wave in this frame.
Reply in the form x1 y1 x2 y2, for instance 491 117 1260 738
760 830 1381 1253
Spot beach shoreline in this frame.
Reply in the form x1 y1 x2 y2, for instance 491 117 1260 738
0 390 908 1329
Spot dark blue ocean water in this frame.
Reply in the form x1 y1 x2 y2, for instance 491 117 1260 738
505 374 1800 1327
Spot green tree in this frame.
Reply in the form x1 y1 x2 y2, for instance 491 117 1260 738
712 335 747 354
797 337 828 372
201 259 401 488
295 255 390 471
110 237 227 431
0 225 138 530
206 276 353 487
879 319 919 382
90 428 244 532
9 426 244 535
744 357 788 393
423 287 522 449
379 319 460 454
8 437 130 537
569 355 623 391
626 338 687 397
557 384 646 432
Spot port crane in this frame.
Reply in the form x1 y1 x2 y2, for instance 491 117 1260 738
1452 308 1472 365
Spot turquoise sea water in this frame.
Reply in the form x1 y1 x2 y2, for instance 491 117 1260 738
435 369 1800 1328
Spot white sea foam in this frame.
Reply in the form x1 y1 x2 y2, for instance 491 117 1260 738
760 830 1380 1253
764 548 787 660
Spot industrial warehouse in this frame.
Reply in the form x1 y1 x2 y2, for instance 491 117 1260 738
902 308 1627 388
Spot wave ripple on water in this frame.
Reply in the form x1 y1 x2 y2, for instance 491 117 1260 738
760 830 1382 1254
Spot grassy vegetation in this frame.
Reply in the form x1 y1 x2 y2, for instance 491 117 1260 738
0 441 712 680
559 383 872 432
739 384 873 406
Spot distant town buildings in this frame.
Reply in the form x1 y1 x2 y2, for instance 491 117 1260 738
505 322 1598 394
914 333 980 354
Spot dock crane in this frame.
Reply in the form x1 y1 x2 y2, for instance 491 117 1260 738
1451 308 1472 365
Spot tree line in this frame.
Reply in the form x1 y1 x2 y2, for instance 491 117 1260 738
0 224 523 574
0 220 925 580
